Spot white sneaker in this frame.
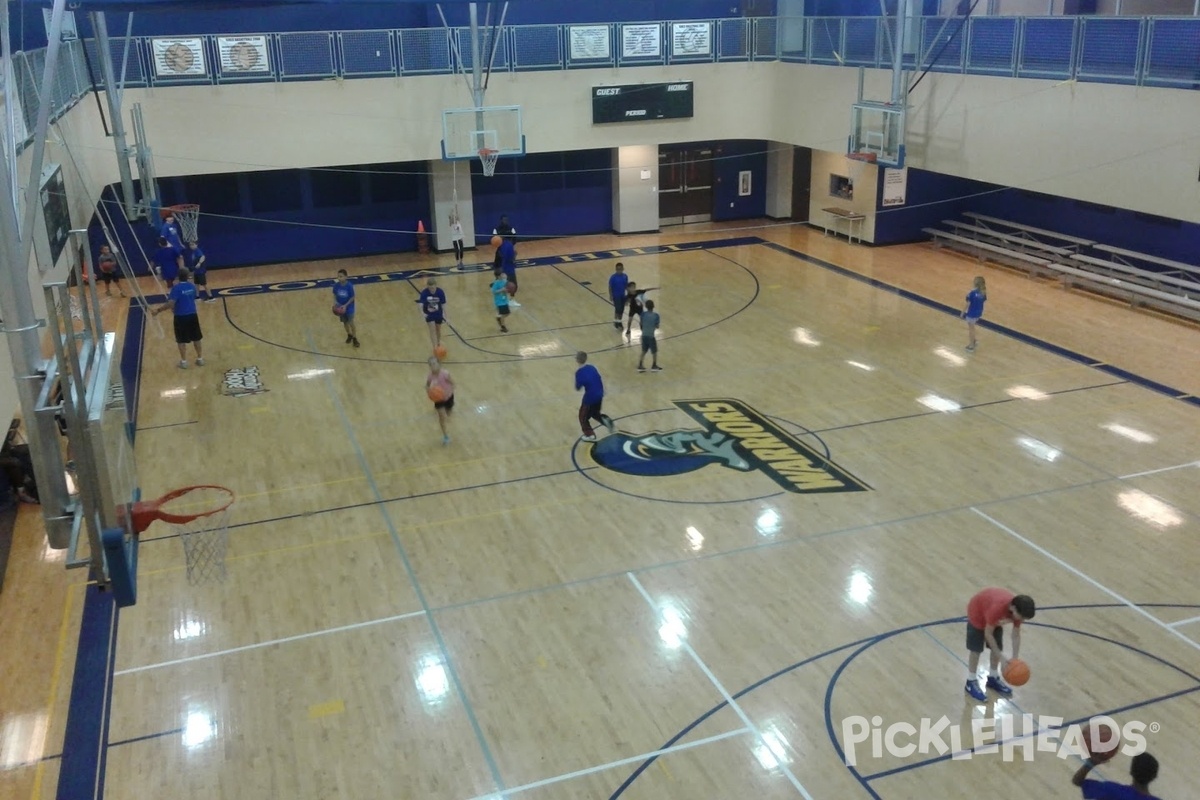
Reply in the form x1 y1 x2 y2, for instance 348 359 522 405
509 300 522 307
178 360 188 369
196 358 205 366
581 434 597 442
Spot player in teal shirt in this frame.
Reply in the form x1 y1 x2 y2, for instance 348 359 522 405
490 269 510 333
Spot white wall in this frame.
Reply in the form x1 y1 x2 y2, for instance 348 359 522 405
612 145 658 234
810 149 880 242
765 142 794 219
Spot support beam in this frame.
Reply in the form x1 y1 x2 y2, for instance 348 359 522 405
891 0 908 105
92 12 138 220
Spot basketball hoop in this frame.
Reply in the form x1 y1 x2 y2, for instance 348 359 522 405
846 152 878 163
121 484 235 585
160 203 201 242
479 148 500 178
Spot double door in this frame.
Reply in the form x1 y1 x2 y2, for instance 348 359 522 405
658 146 713 226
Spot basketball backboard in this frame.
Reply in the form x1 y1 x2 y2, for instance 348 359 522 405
849 102 906 168
441 105 526 161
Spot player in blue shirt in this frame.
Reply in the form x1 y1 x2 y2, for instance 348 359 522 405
185 240 213 302
152 237 180 288
496 238 520 307
417 277 448 349
151 267 203 369
332 269 359 348
961 276 987 352
574 351 614 442
160 212 185 270
490 269 510 333
608 262 629 329
1073 752 1160 800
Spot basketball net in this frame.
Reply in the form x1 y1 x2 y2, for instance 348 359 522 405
165 204 201 241
479 148 499 178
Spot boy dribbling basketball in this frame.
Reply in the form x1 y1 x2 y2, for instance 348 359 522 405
426 356 455 445
964 587 1035 701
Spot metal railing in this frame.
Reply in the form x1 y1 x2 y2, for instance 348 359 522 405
14 14 1198 108
6 39 92 156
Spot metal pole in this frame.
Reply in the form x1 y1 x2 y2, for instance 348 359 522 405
2 0 22 213
892 0 909 104
91 12 138 220
468 3 484 106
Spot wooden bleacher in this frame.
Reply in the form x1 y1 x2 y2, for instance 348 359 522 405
923 213 1200 324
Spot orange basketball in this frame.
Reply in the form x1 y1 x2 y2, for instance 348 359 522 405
1002 658 1030 687
427 384 447 403
506 282 517 296
491 235 502 248
433 345 448 359
1082 721 1121 763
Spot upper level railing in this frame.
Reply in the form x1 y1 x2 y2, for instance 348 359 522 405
5 13 1197 156
74 16 1198 91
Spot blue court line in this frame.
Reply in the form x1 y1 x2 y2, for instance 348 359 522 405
304 330 508 794
549 263 613 305
610 602 1200 798
56 583 119 800
760 240 1200 410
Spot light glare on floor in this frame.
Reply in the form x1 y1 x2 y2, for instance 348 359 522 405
753 726 792 771
1015 436 1061 462
933 346 966 366
1006 385 1048 401
182 711 216 748
917 393 962 413
846 360 876 371
1101 423 1156 443
792 328 820 347
657 604 688 649
847 570 873 605
756 509 781 536
1117 490 1183 529
685 526 704 551
416 656 451 705
287 368 335 380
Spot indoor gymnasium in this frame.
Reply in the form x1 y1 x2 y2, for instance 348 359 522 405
1 1 1198 798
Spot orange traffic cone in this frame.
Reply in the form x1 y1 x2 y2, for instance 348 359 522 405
416 219 430 254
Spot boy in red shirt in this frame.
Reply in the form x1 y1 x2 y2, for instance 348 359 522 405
965 587 1036 702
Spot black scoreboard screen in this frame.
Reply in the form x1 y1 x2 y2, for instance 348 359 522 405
592 82 694 124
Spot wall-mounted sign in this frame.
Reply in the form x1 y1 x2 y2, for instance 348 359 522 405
592 82 694 124
218 35 270 73
671 22 712 57
621 24 662 58
151 37 206 76
882 167 908 207
569 25 610 60
738 170 753 197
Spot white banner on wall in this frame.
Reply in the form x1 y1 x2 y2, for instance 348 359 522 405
882 167 908 207
621 24 662 59
218 35 270 73
151 38 207 76
671 22 713 57
569 25 610 60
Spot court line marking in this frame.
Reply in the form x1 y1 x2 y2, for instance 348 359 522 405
113 609 427 676
305 329 508 795
628 573 816 800
1119 460 1200 480
1167 614 1200 629
464 727 751 800
29 582 76 800
971 507 1200 653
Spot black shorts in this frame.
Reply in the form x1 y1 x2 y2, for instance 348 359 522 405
641 337 658 354
193 271 207 286
100 271 119 284
173 314 202 344
496 305 510 317
966 623 1003 654
434 394 455 411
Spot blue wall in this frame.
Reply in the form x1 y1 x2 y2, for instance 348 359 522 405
874 166 1200 265
873 167 1002 245
712 139 768 221
471 148 612 242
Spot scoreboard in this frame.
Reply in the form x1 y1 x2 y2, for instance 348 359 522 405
592 82 694 124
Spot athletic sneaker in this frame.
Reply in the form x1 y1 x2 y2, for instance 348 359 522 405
651 365 663 372
196 358 205 366
500 324 508 333
638 366 647 373
986 675 1013 697
602 415 615 434
346 335 353 344
966 343 977 352
613 321 622 330
204 297 217 303
178 360 188 369
509 300 522 308
965 679 987 702
442 434 450 445
581 434 598 442
352 338 361 348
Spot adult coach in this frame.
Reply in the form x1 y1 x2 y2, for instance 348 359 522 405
152 267 204 369
574 351 614 442
1073 753 1161 799
493 214 516 244
964 587 1035 701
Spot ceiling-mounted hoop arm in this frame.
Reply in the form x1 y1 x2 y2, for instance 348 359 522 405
436 3 477 100
482 2 509 92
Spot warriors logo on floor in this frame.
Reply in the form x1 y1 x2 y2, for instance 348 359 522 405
577 399 869 503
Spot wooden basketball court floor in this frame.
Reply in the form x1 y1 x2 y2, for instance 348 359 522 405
3 224 1200 799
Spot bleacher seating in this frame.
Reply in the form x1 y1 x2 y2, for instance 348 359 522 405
923 214 1200 324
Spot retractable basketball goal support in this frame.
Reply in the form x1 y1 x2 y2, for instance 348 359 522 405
91 11 140 221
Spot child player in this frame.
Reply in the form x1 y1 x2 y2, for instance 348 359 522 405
426 356 455 445
417 277 447 350
152 236 180 288
490 269 510 333
964 587 1035 701
332 269 359 348
608 262 629 329
185 240 214 302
